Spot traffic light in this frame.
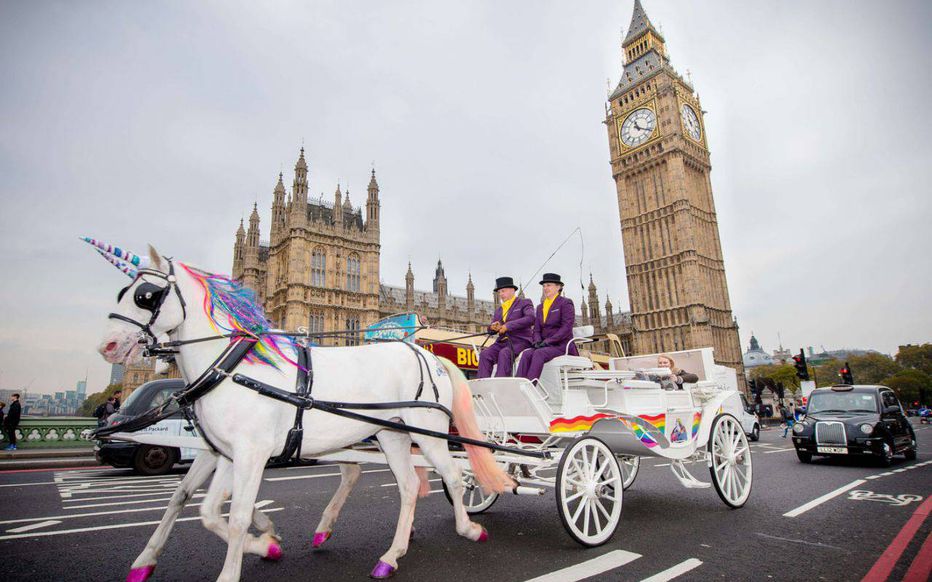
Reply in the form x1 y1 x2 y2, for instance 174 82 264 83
792 349 810 381
839 362 854 384
748 378 758 395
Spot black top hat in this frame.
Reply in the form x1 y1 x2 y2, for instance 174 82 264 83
539 273 564 286
493 276 518 292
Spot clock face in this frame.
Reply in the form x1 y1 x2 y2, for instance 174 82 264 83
681 103 701 141
620 108 657 147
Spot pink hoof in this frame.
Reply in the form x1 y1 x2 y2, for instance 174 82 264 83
477 527 489 543
370 560 396 579
126 565 155 582
262 542 283 561
311 531 331 548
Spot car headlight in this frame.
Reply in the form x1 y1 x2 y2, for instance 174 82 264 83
860 424 873 435
793 423 805 434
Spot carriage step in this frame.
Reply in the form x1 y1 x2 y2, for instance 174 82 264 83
669 460 711 489
512 486 546 496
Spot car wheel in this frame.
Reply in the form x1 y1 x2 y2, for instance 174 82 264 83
878 441 895 468
133 445 179 476
749 424 760 442
796 450 811 464
904 439 917 461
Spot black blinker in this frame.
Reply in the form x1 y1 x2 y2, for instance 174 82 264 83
134 282 169 312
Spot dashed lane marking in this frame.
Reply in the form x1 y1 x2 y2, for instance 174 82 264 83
265 468 391 482
523 550 642 582
0 507 284 541
0 498 266 525
640 558 703 582
784 480 867 518
763 448 796 454
6 520 62 534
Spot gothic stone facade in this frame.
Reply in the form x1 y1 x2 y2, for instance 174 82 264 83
605 0 744 377
232 149 496 342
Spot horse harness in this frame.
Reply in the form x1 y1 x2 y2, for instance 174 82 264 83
97 258 547 460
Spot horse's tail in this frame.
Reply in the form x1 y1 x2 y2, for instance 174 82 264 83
438 357 515 494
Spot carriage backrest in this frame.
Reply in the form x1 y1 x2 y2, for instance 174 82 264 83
573 325 594 339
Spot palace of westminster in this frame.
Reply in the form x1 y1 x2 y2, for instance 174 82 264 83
122 1 744 390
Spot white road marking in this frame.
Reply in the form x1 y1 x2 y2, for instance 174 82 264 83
64 495 205 510
764 448 795 454
783 479 866 518
6 520 61 533
62 491 185 503
381 478 441 488
0 499 275 525
523 550 642 582
0 481 58 488
265 468 391 482
640 558 703 582
0 508 284 541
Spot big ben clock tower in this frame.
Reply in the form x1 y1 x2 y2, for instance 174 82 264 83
606 0 745 381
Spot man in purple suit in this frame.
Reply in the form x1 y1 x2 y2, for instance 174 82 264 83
477 276 535 378
516 273 578 381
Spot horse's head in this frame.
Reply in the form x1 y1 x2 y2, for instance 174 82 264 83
95 244 188 365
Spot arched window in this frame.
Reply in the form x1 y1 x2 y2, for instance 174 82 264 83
346 254 361 292
311 248 326 287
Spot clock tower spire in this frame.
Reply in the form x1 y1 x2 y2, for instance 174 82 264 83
605 0 745 386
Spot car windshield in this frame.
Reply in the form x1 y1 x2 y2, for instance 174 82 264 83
808 392 878 414
121 383 183 416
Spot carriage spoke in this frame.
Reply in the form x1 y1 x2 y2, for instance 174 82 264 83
594 496 613 523
564 489 586 504
468 487 477 507
589 499 601 532
571 495 588 523
582 499 592 534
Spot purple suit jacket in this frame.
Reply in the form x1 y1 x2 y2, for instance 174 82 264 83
490 297 535 344
533 295 578 354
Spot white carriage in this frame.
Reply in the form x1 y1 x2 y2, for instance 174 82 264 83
444 328 753 546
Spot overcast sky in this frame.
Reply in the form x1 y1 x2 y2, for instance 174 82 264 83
1 0 930 396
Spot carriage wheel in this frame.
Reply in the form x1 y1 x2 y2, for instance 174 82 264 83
441 470 499 514
556 436 623 547
707 413 753 508
618 455 639 491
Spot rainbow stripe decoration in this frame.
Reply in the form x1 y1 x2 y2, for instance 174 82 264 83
691 412 701 439
625 413 666 448
179 263 299 370
549 413 615 433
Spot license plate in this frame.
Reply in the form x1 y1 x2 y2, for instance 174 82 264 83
817 446 847 454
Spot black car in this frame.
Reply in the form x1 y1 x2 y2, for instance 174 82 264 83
95 378 193 475
791 385 918 466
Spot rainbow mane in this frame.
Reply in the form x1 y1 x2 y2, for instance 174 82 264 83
179 263 297 369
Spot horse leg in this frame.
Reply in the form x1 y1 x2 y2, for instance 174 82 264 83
369 431 420 579
311 462 361 548
127 452 219 582
200 457 282 561
412 435 486 542
216 452 267 582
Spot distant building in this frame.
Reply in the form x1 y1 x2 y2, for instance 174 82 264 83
742 334 773 369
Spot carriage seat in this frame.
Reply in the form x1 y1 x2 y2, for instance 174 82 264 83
545 325 596 370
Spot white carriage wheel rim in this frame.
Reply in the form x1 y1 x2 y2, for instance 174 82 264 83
619 455 639 489
462 471 497 511
711 415 752 506
559 438 623 545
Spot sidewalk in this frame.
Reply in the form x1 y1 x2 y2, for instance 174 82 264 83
0 446 100 471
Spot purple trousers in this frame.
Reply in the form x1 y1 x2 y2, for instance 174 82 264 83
516 343 578 381
477 338 532 378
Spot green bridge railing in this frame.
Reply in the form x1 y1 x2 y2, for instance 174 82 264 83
6 417 97 448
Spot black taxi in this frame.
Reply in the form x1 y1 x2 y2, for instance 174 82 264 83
791 385 918 466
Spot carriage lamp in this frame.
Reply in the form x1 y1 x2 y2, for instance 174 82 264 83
792 423 805 434
859 424 874 435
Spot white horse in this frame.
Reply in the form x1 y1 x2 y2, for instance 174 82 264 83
95 245 511 582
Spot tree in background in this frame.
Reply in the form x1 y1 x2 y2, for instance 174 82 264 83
78 384 124 417
846 353 901 385
896 344 932 376
811 358 842 387
882 369 930 405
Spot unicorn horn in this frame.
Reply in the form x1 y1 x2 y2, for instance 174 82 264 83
80 236 150 269
94 248 138 279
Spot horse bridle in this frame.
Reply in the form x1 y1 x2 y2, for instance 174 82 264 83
109 258 188 348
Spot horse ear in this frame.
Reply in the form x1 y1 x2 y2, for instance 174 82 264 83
148 245 167 271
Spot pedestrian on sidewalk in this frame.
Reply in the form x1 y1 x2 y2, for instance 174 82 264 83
112 390 123 412
3 394 22 450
